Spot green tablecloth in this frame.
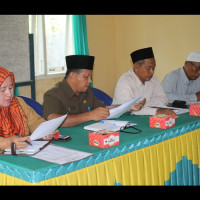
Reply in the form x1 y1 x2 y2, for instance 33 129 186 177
0 112 199 183
58 112 200 153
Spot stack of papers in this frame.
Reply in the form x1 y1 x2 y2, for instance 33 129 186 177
84 120 136 131
32 144 93 165
4 141 49 155
150 105 189 115
187 101 200 105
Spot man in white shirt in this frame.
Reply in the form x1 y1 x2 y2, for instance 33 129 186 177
112 47 177 116
161 51 200 104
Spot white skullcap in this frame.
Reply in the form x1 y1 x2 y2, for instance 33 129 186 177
186 52 200 63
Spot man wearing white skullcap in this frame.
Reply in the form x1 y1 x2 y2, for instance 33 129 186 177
161 51 200 103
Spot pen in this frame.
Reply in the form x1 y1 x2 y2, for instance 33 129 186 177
88 106 90 112
39 137 54 151
15 133 32 146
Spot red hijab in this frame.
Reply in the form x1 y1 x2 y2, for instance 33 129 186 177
0 67 26 137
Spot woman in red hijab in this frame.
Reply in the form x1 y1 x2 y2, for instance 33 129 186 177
0 66 55 150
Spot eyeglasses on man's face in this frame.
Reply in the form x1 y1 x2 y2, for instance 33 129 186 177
189 61 200 73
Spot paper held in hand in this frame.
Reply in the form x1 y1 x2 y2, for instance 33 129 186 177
30 114 67 141
107 97 142 119
84 120 130 132
4 114 68 155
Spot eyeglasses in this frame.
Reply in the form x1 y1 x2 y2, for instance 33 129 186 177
120 124 141 134
189 61 200 73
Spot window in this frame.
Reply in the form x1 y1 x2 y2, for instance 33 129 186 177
29 15 74 77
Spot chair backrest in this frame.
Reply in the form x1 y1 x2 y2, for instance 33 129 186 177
18 96 43 117
91 87 113 106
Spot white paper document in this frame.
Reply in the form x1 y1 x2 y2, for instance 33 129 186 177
187 101 200 105
4 141 49 155
150 105 189 115
84 120 130 131
30 114 67 141
32 144 93 165
107 97 142 119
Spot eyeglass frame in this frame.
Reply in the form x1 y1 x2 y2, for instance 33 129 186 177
120 124 142 134
189 61 200 73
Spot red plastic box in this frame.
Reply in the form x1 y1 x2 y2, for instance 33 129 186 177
189 103 200 116
150 114 176 129
89 130 119 148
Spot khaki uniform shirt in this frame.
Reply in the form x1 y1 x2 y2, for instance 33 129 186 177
17 97 45 134
42 79 106 119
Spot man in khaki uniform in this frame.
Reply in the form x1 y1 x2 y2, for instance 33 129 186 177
42 55 110 127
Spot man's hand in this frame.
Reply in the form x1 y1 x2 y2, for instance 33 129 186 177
131 98 146 111
90 107 110 121
156 108 178 117
196 92 200 101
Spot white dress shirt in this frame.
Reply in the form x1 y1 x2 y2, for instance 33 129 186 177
161 67 200 103
112 69 168 115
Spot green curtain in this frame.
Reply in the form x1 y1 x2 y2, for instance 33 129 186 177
72 15 93 87
72 15 89 55
14 87 19 96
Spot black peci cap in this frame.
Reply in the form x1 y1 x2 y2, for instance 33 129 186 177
130 47 154 64
65 55 95 70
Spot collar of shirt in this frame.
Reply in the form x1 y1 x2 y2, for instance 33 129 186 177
130 69 154 88
180 67 192 86
61 78 87 100
61 79 74 98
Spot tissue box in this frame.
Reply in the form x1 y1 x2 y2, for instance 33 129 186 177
150 114 176 129
189 103 200 116
89 130 119 148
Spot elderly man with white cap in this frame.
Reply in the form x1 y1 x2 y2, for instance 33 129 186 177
161 51 200 104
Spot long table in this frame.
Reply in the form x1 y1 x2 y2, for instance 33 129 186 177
0 112 199 185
